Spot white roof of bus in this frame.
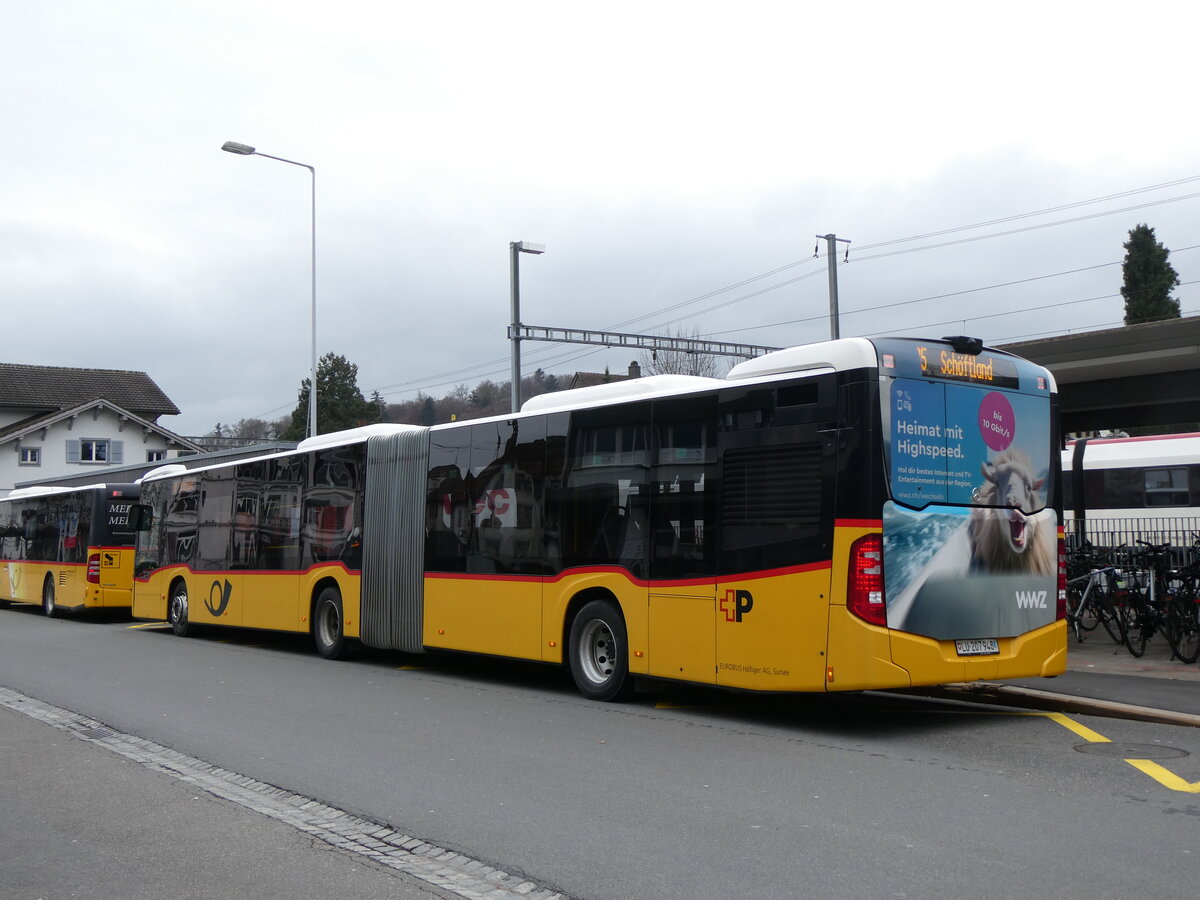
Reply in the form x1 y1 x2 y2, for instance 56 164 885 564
139 424 424 484
726 337 879 380
518 339 886 416
518 374 721 415
1064 432 1200 468
136 337 1052 485
4 482 124 500
297 422 424 452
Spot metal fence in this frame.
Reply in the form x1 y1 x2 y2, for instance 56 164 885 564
1066 515 1200 566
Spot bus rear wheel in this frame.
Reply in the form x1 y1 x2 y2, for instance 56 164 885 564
42 577 59 618
568 599 633 702
313 587 345 660
168 580 191 637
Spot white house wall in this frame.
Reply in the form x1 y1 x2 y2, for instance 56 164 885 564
1 406 178 493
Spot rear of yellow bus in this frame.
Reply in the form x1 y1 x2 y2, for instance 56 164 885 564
80 485 140 612
826 337 1067 690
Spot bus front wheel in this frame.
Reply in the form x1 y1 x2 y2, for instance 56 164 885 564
168 580 191 637
42 578 59 618
568 599 633 702
313 587 345 660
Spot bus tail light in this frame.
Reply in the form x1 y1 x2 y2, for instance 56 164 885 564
87 553 101 584
847 533 886 627
1056 534 1067 621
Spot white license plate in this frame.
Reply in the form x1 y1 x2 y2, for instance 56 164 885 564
955 638 999 656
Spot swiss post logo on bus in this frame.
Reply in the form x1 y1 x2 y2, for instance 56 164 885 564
720 589 754 622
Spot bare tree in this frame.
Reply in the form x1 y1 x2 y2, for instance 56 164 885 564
638 329 730 377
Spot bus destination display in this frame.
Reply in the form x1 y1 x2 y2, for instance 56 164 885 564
878 342 1021 390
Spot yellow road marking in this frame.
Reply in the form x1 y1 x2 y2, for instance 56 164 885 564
1040 711 1200 793
128 622 171 629
1041 711 1111 744
1124 759 1200 793
652 703 1200 792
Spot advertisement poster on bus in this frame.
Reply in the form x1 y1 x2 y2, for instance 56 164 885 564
881 376 1057 641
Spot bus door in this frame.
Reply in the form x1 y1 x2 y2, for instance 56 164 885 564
425 420 545 659
646 397 718 684
192 470 243 628
715 381 838 692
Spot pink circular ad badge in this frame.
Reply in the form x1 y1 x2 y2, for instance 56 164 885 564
979 392 1015 451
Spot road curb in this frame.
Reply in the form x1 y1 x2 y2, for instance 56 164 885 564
906 682 1200 729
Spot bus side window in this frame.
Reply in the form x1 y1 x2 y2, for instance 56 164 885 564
558 405 651 575
649 396 716 581
426 429 472 573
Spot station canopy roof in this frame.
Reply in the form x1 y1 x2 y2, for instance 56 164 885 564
999 315 1200 434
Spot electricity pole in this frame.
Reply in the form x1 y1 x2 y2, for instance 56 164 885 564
815 233 851 339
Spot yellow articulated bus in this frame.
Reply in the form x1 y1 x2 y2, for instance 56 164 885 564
131 335 1066 700
0 483 140 617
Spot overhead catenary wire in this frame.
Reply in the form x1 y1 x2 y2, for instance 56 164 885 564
705 247 1200 339
357 173 1200 412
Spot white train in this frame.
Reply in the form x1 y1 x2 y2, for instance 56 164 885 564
1063 432 1200 552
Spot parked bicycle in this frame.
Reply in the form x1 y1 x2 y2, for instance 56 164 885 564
1120 541 1175 658
1064 543 1124 645
1162 536 1200 664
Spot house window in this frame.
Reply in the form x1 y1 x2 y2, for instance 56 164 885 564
19 447 41 466
81 439 109 462
66 439 123 465
147 450 167 463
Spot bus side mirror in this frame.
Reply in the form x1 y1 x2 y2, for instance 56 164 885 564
131 504 153 532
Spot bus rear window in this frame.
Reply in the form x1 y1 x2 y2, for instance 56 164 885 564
882 376 1052 513
95 498 139 546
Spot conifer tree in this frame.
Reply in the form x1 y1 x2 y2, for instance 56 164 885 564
1121 224 1181 325
282 352 381 439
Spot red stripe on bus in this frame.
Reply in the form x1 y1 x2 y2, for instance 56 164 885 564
133 560 359 582
141 560 836 588
425 560 833 588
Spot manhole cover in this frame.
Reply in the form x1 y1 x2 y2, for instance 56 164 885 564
1074 742 1189 760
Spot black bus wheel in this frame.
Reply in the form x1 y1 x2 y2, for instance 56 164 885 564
568 599 633 702
42 577 60 618
313 587 345 660
168 580 191 637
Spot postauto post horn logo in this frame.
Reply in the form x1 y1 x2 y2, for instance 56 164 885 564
721 589 754 622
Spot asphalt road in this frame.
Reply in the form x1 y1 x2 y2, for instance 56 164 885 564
0 703 444 900
2 605 1199 899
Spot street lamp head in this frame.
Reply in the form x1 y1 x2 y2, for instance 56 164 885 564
221 141 256 155
514 241 545 255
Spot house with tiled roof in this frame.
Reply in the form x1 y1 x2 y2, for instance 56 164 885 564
0 363 204 493
567 361 641 391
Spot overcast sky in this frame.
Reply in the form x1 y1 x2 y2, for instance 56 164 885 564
5 1 1199 437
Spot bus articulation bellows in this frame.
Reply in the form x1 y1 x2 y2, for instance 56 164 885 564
129 336 1066 700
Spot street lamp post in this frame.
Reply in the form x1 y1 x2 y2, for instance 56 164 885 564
222 141 318 439
509 240 545 413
